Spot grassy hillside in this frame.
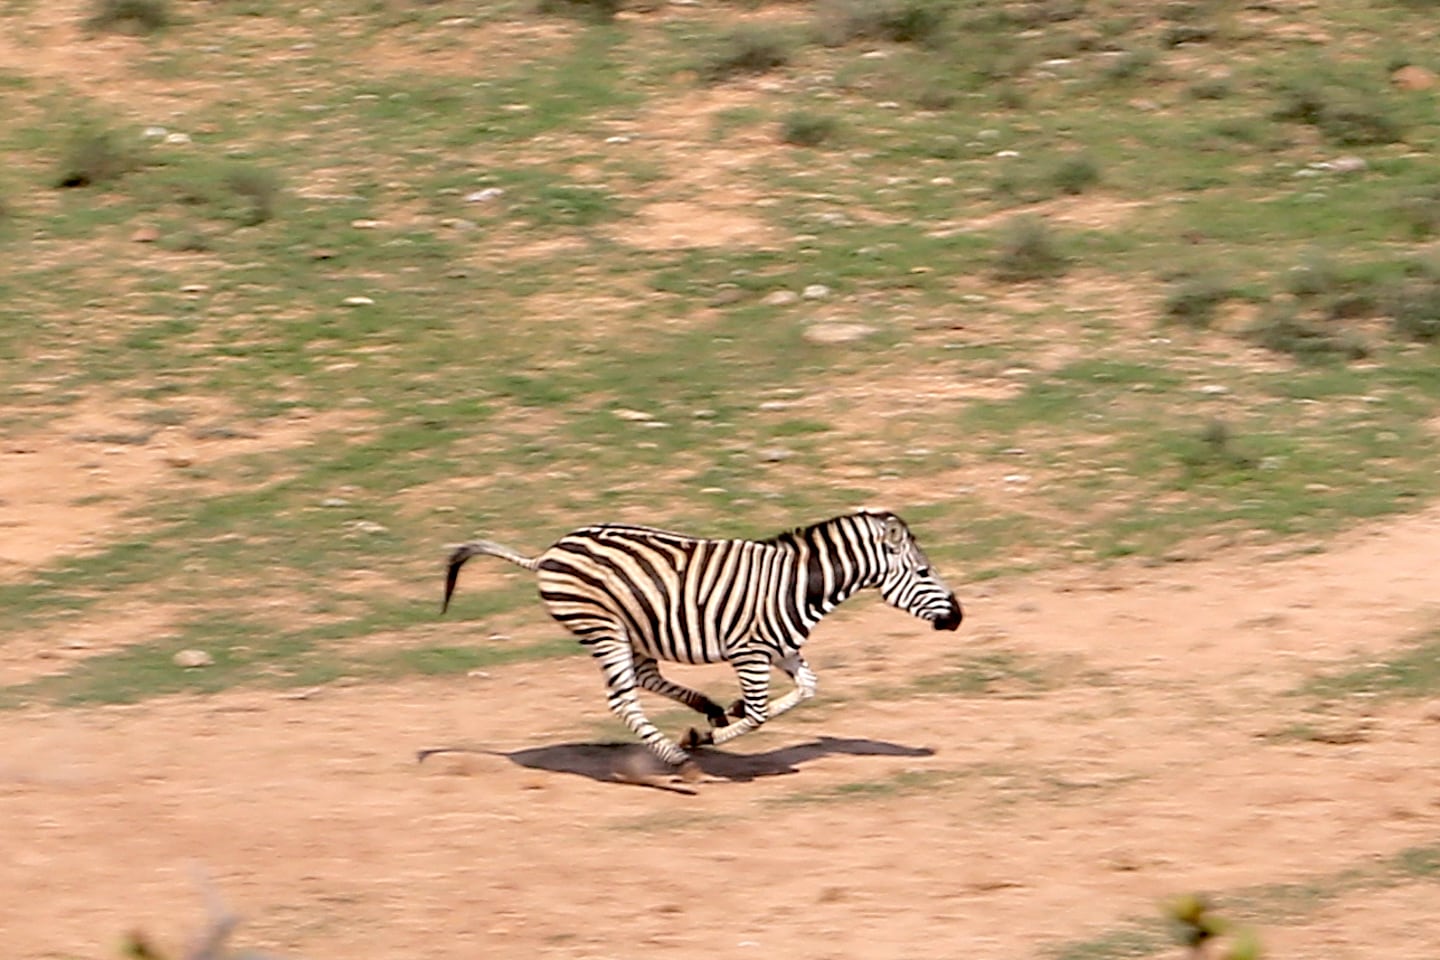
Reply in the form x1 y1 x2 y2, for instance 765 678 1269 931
3 0 1440 704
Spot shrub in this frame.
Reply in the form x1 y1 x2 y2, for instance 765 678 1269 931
1272 78 1404 145
85 0 171 34
1393 182 1440 239
1387 276 1440 342
779 110 839 147
992 215 1068 282
1163 274 1234 327
54 123 140 188
698 27 792 84
1051 152 1100 195
815 0 949 47
222 164 282 225
1248 304 1368 361
534 0 622 23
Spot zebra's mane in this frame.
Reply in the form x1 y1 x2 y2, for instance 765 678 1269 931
762 509 896 549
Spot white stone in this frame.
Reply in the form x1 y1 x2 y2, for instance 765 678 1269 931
173 649 214 669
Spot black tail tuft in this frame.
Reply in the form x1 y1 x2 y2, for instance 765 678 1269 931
442 545 473 614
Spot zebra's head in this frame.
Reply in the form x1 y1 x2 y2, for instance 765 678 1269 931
866 511 963 632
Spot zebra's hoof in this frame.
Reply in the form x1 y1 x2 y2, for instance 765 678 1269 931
727 699 747 720
681 727 713 751
675 760 703 784
706 708 731 729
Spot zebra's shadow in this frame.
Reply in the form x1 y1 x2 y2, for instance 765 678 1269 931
417 736 935 792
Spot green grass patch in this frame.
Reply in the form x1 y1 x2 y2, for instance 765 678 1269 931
1301 630 1440 701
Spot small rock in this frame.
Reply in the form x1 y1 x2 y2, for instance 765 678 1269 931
709 286 745 306
801 284 831 300
1393 64 1437 91
131 226 161 243
994 149 1021 158
342 296 375 307
180 283 208 294
164 455 194 468
465 187 505 203
439 217 476 231
758 446 793 463
321 497 350 508
142 126 168 139
163 132 192 145
803 322 875 345
309 249 337 260
1003 473 1031 485
613 408 654 422
758 400 792 411
173 649 214 669
1329 155 1367 174
762 290 799 307
604 135 632 144
351 219 382 229
1197 384 1229 395
348 520 388 534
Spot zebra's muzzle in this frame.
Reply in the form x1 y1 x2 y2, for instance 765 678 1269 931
932 599 963 632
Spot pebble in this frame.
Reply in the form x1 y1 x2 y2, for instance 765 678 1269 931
173 649 214 669
803 322 875 345
466 187 505 203
351 219 382 229
342 296 375 307
801 284 831 300
163 132 191 145
762 290 799 306
758 447 794 463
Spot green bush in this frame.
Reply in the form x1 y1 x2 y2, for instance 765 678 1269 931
1248 304 1368 361
54 123 141 188
1387 276 1440 342
1164 274 1234 327
698 27 792 84
992 215 1069 282
1051 152 1100 195
85 0 171 34
534 0 623 23
815 0 950 47
779 110 839 147
1272 78 1404 145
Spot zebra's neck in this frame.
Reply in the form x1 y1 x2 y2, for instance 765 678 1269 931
773 515 884 623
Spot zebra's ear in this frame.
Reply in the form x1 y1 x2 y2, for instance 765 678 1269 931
882 516 906 550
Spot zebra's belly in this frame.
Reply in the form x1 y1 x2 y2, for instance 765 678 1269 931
629 627 730 665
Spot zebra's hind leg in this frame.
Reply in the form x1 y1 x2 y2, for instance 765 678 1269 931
586 638 698 778
634 657 732 729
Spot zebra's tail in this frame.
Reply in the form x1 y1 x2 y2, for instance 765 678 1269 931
442 539 540 614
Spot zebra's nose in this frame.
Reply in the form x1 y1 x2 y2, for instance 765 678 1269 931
932 597 963 632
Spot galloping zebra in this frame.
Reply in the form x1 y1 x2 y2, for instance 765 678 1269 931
442 509 962 777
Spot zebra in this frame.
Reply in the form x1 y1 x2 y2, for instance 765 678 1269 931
442 508 962 778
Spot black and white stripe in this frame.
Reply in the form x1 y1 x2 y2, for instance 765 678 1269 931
443 509 962 773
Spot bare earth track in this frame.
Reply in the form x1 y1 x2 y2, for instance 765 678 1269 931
4 507 1440 959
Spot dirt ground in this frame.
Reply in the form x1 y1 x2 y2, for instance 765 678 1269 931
5 504 1440 960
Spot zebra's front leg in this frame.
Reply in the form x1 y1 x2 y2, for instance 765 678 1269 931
683 649 771 750
587 638 698 777
760 653 817 723
724 653 817 724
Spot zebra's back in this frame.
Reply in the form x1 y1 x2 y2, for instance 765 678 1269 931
535 524 791 664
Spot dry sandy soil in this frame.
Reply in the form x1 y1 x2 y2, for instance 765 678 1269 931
4 503 1440 960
